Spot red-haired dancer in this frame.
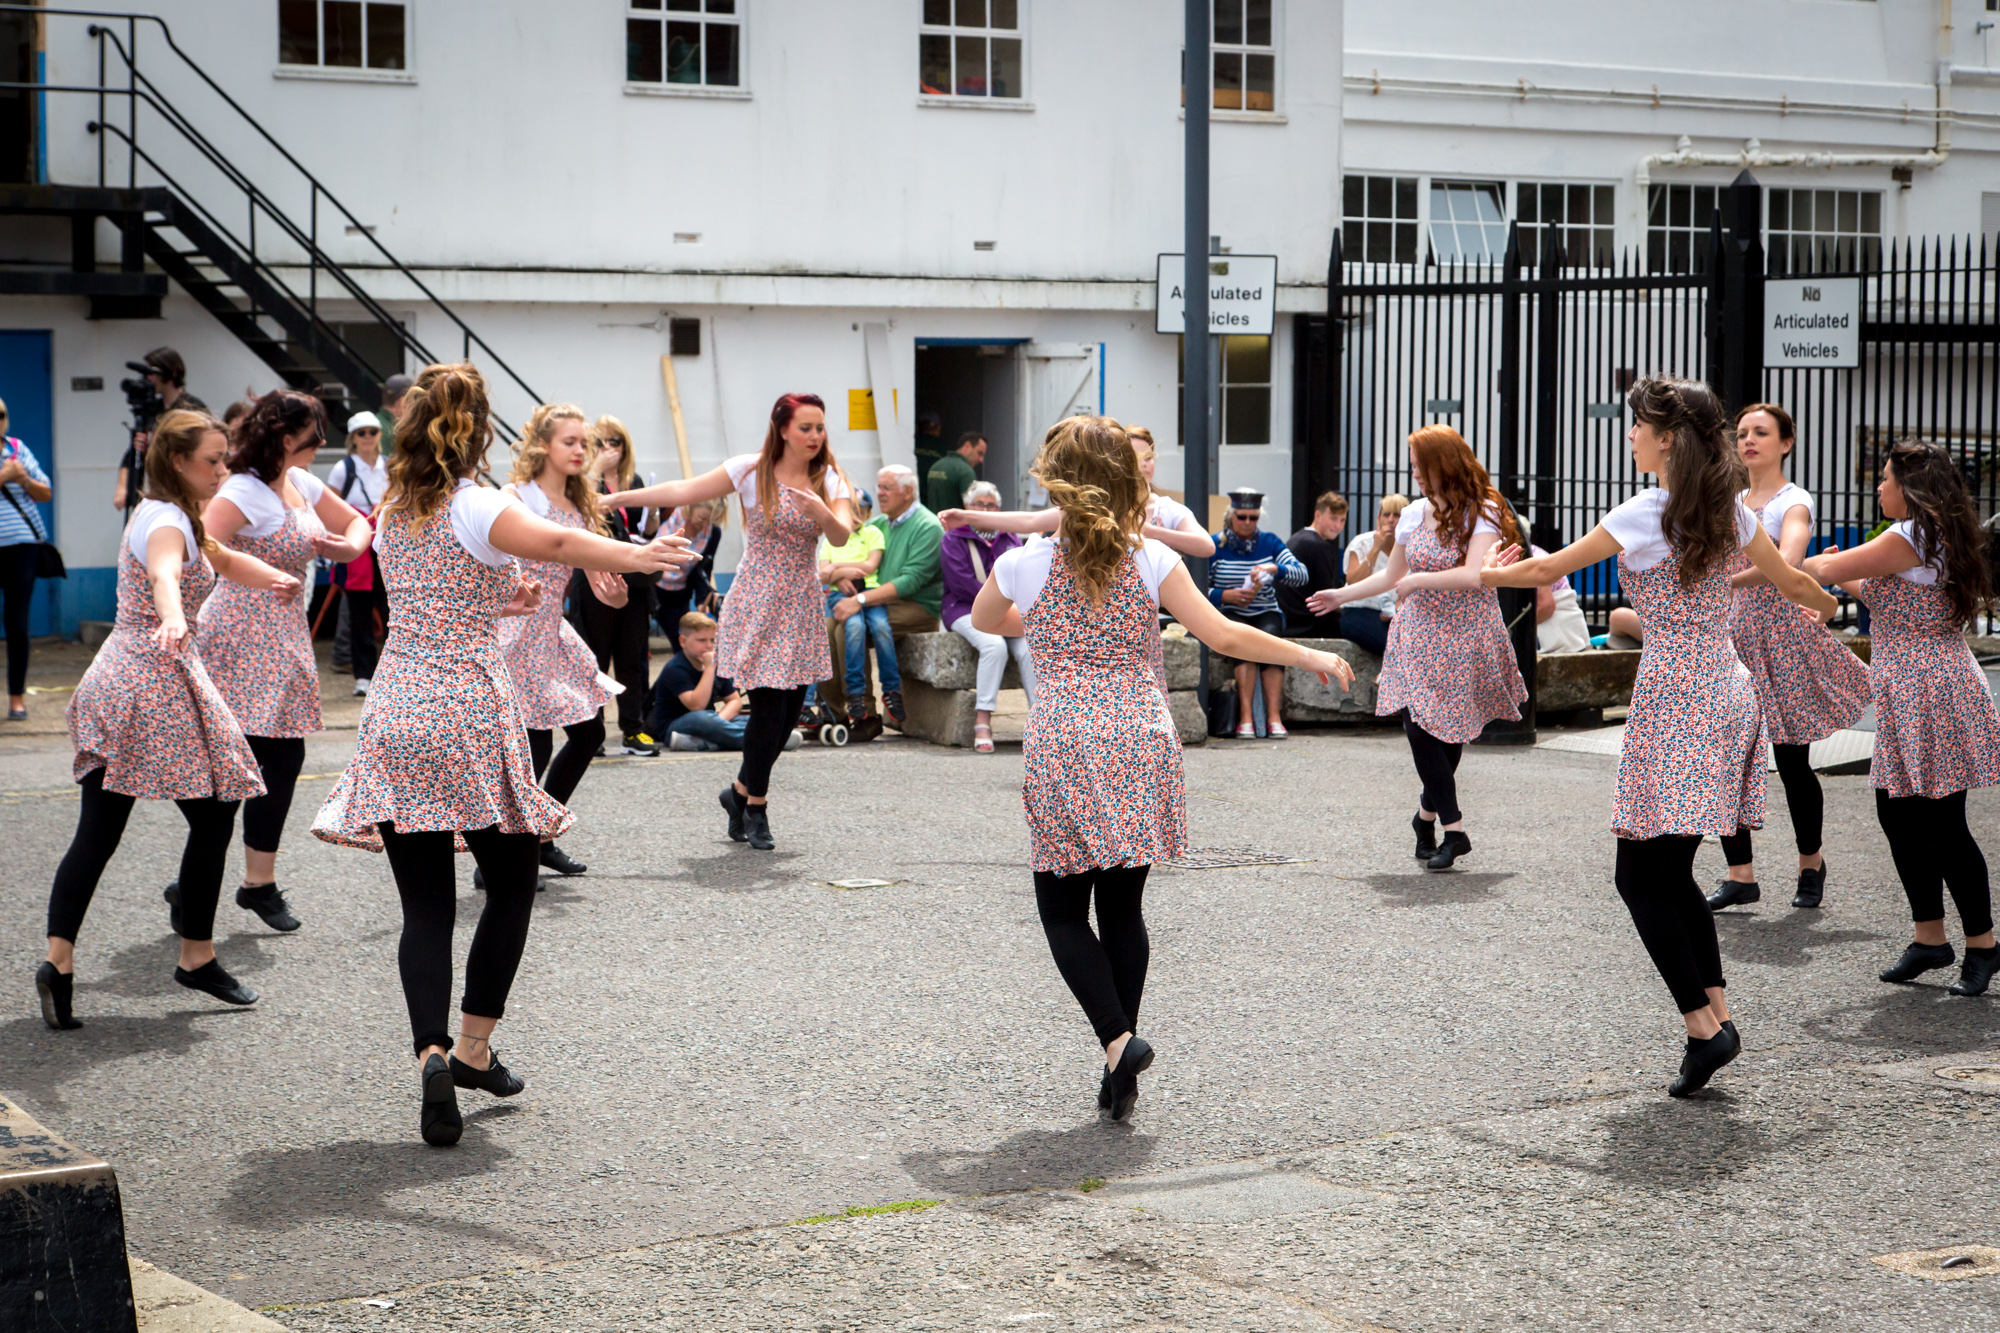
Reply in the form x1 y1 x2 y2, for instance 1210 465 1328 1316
605 393 858 850
1309 427 1527 870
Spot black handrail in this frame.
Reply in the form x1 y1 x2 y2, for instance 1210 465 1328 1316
3 4 542 421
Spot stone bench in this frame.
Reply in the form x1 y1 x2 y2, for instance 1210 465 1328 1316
0 1093 138 1331
898 631 1213 747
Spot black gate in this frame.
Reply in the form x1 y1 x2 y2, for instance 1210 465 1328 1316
1293 170 2000 617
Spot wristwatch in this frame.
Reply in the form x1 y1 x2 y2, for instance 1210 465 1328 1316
853 590 868 607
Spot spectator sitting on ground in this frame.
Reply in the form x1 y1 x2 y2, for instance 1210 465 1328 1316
1279 491 1349 635
823 464 942 729
1534 545 1593 654
1210 487 1309 738
927 430 986 514
941 480 1036 753
1336 493 1410 656
656 612 798 752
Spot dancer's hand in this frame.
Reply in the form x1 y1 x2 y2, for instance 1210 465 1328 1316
1480 543 1525 584
311 531 366 562
1799 547 1839 583
501 577 542 618
265 571 302 603
152 611 188 652
630 533 695 575
1393 571 1431 599
1306 588 1342 615
782 484 834 523
586 567 629 608
1299 648 1355 691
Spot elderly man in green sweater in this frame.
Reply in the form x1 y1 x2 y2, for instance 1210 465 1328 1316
822 463 943 726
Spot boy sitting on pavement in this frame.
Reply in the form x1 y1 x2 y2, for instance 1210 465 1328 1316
654 612 797 753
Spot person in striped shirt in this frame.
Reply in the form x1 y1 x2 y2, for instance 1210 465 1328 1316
1209 487 1308 738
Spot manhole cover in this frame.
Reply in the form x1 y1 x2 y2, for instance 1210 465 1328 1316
1165 847 1313 870
1871 1244 2000 1281
1935 1066 2000 1084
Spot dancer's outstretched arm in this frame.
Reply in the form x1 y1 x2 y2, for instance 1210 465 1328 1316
1485 524 1837 622
1802 528 1923 602
1305 544 1409 616
941 505 1214 558
488 506 693 577
601 465 737 514
1156 566 1354 688
1731 502 1811 588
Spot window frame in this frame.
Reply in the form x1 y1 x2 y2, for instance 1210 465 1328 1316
623 0 750 101
1766 186 1884 275
1177 331 1275 449
917 0 1030 110
1515 180 1617 270
1209 0 1279 119
273 0 415 85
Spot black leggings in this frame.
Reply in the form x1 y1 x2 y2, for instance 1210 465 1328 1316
241 735 307 857
46 767 241 944
738 685 807 800
1720 743 1821 864
1404 715 1465 825
1034 865 1152 1047
1876 788 1993 937
0 541 35 697
572 573 651 738
1614 834 1724 1014
378 822 539 1055
346 581 390 682
527 716 605 807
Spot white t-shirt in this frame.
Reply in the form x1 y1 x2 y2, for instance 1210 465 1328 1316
450 479 523 568
126 498 201 563
1745 482 1813 543
1601 487 1757 572
1146 494 1197 533
1394 497 1501 548
213 468 326 538
508 477 554 519
331 452 389 513
993 535 1181 616
1343 530 1398 614
1886 520 1942 585
724 453 853 512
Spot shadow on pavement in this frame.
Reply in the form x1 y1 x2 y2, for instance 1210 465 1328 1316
1455 1092 1802 1189
666 846 809 894
1358 870 1515 907
1714 911 1888 969
1798 985 2000 1055
0 1009 235 1120
220 1118 543 1252
901 1121 1161 1205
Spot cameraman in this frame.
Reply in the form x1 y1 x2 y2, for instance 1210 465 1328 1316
112 348 206 512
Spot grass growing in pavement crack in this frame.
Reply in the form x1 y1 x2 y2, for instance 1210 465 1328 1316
1077 1177 1106 1192
792 1199 942 1225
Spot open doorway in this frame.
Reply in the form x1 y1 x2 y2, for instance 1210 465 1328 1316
0 10 36 185
913 340 1021 507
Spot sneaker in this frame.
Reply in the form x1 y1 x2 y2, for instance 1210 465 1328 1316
783 729 803 751
1235 721 1255 738
353 678 372 697
882 688 906 726
667 732 714 752
618 733 661 757
1267 722 1289 739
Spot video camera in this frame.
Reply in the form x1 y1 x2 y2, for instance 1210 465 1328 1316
117 360 166 433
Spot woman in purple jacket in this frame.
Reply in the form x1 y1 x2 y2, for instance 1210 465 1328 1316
942 481 1036 752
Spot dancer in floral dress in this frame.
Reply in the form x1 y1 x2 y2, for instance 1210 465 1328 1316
1484 378 1835 1097
498 404 627 879
36 410 301 1030
605 393 857 851
182 390 372 936
1706 402 1870 913
973 415 1351 1121
1804 440 2000 997
1309 426 1527 871
312 364 689 1146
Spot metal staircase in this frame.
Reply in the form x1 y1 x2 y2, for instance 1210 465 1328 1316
0 7 538 433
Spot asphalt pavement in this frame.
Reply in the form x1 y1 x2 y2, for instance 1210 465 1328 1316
3 693 1998 1330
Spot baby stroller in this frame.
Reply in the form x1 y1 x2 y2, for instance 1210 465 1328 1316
796 685 877 746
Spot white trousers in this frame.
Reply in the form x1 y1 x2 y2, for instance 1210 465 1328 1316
949 614 1036 713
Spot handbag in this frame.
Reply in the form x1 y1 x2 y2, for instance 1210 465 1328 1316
1 485 64 579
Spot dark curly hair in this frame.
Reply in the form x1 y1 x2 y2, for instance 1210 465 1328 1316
1885 440 1994 629
1627 376 1749 587
227 388 327 483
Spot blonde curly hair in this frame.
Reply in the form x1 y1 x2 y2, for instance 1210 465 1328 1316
511 403 606 535
1031 415 1148 607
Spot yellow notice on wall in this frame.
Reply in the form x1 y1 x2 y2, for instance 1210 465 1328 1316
847 388 898 431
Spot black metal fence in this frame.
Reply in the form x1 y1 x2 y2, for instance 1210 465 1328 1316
1291 171 2000 621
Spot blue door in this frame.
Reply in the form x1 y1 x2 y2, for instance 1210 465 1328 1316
0 330 55 634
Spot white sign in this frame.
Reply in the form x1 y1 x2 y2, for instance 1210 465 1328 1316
1764 277 1861 368
1156 254 1278 336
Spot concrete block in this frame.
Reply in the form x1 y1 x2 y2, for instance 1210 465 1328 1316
1159 633 1202 690
1207 637 1383 720
1166 690 1208 745
900 677 979 747
0 1094 138 1333
898 632 1022 693
129 1256 289 1331
1535 649 1641 712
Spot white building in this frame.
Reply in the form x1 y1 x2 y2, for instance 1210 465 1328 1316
0 0 1343 633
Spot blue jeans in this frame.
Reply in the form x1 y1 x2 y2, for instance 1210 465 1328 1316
1340 606 1391 657
667 710 750 751
831 591 901 697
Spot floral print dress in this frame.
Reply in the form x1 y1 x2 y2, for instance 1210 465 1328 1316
197 484 325 738
1015 546 1187 875
68 508 265 801
716 457 847 690
1861 572 2000 799
1727 487 1868 747
1374 511 1526 743
313 496 573 852
496 490 616 731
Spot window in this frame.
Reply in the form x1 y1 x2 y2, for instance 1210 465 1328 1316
1646 183 1727 275
1212 0 1274 112
1342 174 1418 265
278 1 406 71
1518 182 1615 268
627 0 740 88
1428 180 1507 264
1768 188 1882 272
919 0 1022 100
1178 334 1272 446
